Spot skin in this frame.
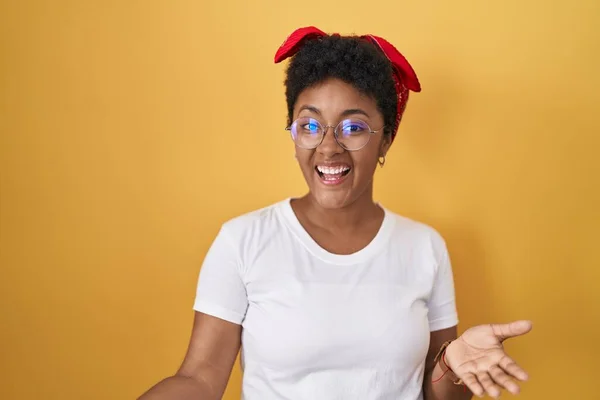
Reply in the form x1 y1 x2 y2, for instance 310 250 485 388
290 78 392 255
138 313 240 400
139 78 532 400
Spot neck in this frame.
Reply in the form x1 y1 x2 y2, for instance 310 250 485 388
296 185 382 232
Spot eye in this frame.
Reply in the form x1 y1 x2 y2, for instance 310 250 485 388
303 122 319 131
340 119 369 136
299 119 321 134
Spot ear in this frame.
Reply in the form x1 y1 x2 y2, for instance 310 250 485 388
379 134 393 158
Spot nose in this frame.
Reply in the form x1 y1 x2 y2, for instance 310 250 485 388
316 126 344 156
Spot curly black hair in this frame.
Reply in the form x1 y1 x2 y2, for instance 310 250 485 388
284 35 397 136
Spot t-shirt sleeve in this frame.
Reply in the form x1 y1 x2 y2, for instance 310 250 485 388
427 234 459 331
193 225 248 325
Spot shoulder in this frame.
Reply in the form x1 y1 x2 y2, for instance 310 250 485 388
383 207 449 258
218 198 288 242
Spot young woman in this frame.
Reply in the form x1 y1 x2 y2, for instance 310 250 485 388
139 26 532 400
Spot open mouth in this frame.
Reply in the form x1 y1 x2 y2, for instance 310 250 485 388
315 165 351 184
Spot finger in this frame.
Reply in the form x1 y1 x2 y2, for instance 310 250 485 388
489 364 520 395
477 371 502 399
461 373 484 398
499 355 529 381
491 320 533 341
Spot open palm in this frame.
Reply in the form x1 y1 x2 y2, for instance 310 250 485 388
445 320 533 398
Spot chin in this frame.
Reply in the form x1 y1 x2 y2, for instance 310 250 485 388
310 190 354 210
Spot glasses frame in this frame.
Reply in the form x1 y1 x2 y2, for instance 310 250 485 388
285 117 385 151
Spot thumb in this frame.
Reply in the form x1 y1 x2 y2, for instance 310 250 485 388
491 320 533 342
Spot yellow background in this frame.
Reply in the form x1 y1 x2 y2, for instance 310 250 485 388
1 1 599 399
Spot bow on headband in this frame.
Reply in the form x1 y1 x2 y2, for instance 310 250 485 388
274 26 421 141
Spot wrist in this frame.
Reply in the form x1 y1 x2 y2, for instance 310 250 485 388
440 343 460 382
433 340 463 385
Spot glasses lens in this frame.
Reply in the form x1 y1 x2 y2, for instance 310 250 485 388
336 119 371 150
291 117 323 148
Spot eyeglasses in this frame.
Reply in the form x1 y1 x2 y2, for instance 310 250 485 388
285 117 384 151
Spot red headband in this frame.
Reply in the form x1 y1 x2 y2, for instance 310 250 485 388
274 26 421 141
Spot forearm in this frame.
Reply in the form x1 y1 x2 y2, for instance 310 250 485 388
423 360 472 400
138 375 220 400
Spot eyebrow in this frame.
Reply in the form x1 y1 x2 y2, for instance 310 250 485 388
298 105 371 119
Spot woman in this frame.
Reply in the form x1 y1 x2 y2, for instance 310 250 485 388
139 26 532 400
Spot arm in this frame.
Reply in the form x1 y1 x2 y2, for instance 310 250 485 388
423 233 531 398
138 312 241 400
139 222 248 399
423 326 472 400
423 232 470 399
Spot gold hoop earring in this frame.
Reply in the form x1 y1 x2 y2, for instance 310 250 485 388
378 155 386 167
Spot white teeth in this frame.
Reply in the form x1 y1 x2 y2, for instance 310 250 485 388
317 165 350 174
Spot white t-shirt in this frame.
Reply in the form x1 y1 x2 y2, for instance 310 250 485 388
194 198 458 400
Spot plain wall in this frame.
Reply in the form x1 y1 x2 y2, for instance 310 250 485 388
1 1 599 398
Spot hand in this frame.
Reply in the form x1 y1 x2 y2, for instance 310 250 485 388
444 320 533 398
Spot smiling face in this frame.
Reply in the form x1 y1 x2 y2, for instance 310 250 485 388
292 78 391 210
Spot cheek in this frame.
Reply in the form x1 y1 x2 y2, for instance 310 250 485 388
351 149 380 177
295 151 314 172
353 157 378 181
